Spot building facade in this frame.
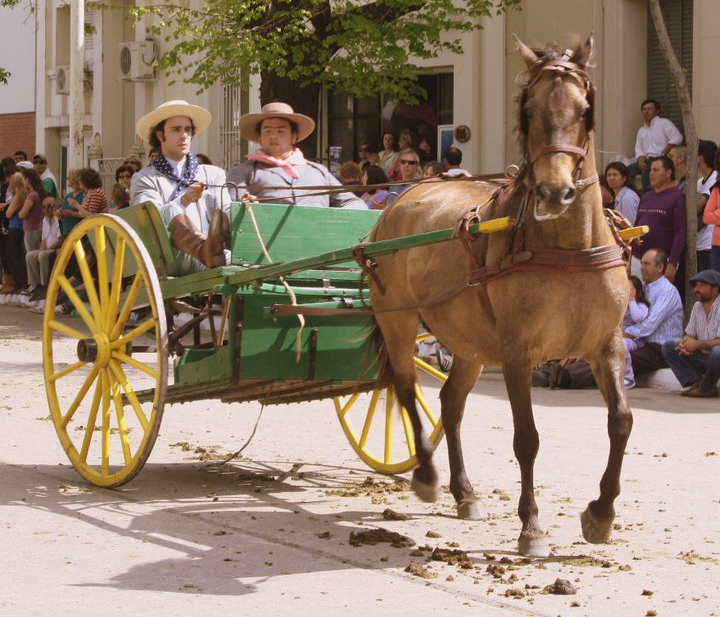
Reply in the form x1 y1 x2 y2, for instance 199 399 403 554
1 0 718 188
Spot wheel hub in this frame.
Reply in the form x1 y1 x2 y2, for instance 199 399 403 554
77 333 112 367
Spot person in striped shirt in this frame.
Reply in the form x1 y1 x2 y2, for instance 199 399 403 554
66 168 108 217
661 269 720 397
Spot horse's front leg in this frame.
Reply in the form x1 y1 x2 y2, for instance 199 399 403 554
440 355 485 520
584 331 633 543
502 357 550 557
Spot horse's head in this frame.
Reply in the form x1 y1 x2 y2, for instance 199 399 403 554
515 35 596 221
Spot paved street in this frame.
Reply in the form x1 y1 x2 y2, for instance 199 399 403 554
1 306 719 617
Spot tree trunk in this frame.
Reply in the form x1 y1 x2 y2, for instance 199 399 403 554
648 0 698 315
260 72 322 161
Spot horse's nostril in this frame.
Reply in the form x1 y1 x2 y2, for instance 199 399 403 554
561 187 576 204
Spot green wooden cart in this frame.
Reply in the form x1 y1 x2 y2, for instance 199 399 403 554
42 201 512 487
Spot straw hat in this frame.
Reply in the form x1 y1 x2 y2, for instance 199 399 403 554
239 102 315 143
136 100 212 141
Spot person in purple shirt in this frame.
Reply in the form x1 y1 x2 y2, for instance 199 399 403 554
631 155 686 285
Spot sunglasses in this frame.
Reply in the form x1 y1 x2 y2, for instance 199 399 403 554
118 173 132 179
399 160 418 166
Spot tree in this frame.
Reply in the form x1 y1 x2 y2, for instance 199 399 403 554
0 0 22 84
648 0 698 311
129 0 522 157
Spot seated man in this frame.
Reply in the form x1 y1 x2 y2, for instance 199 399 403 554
661 270 720 397
228 102 365 209
130 100 231 275
548 248 683 389
624 248 684 376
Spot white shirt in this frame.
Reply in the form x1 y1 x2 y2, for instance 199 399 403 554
41 215 62 248
697 170 718 251
614 186 640 224
634 116 683 159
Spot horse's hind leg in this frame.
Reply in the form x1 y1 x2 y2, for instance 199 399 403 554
583 333 633 543
375 312 440 502
440 355 485 520
502 358 550 557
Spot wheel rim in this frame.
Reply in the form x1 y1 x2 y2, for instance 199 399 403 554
335 351 447 475
43 214 167 487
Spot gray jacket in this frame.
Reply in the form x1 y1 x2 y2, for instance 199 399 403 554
227 160 366 209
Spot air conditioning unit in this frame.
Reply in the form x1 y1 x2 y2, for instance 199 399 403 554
118 41 157 81
55 65 93 95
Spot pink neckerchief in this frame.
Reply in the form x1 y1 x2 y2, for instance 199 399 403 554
247 148 307 179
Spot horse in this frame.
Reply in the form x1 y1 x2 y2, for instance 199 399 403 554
367 35 632 557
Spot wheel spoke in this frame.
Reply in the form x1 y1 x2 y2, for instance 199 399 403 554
73 240 102 327
384 389 394 464
110 318 155 350
95 225 110 327
107 237 126 331
400 407 416 458
79 374 104 463
61 366 99 429
109 372 132 465
49 360 88 383
415 384 437 426
108 360 149 431
101 370 111 476
48 319 88 340
57 275 99 335
110 271 144 340
414 356 449 382
338 392 360 418
359 389 380 448
111 350 158 380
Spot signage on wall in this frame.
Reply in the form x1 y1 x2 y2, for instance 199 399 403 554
437 125 454 163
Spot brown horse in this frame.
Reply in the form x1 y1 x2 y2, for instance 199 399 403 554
368 35 632 557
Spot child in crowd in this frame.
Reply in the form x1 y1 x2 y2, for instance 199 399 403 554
109 182 130 211
25 198 63 302
623 275 650 388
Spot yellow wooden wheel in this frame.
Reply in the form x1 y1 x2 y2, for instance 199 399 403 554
43 214 167 487
335 338 447 474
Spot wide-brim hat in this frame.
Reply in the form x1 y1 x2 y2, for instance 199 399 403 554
239 102 315 143
136 100 212 141
690 269 720 288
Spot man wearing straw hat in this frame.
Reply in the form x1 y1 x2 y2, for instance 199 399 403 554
130 100 231 275
228 102 366 208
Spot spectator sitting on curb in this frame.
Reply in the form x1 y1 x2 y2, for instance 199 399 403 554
542 248 682 389
661 269 720 398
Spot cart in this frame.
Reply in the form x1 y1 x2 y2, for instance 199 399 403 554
43 200 636 488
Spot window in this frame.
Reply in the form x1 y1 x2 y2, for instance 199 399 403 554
326 71 454 163
647 0 693 133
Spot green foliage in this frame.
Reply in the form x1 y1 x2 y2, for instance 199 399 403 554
126 0 522 100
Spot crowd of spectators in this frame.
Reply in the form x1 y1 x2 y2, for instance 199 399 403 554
0 152 142 310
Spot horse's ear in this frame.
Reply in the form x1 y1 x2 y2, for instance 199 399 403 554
514 34 538 70
570 34 594 68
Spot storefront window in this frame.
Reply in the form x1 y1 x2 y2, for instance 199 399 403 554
327 71 454 164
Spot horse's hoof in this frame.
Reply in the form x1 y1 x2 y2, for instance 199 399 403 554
411 476 439 502
580 507 613 544
457 499 484 520
517 533 551 558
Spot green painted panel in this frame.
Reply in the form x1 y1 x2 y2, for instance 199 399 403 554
174 342 234 386
239 293 378 382
114 202 175 276
230 202 381 265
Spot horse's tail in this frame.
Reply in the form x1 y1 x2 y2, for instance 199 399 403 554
367 315 392 388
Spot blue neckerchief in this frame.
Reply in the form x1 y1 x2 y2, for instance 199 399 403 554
152 152 199 200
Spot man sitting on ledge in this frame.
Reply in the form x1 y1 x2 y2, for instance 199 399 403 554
661 270 720 397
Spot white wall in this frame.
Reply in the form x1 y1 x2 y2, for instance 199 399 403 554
0 0 37 113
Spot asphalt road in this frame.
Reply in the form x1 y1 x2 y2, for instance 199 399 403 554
1 306 718 617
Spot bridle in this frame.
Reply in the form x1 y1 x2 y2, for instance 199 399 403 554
521 55 598 191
